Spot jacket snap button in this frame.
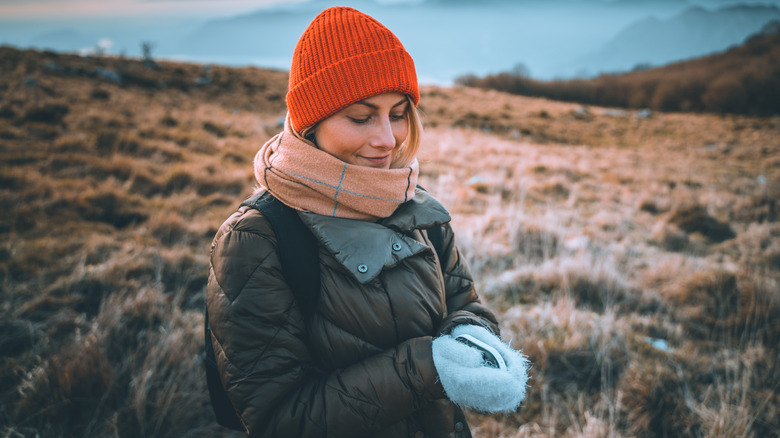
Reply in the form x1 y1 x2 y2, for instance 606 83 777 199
392 242 402 251
357 264 368 273
454 421 464 432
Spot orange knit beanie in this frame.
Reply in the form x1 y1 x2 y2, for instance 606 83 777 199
286 6 419 132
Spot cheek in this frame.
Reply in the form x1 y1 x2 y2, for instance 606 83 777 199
316 124 364 157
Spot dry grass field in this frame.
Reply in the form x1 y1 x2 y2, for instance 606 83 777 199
1 46 778 437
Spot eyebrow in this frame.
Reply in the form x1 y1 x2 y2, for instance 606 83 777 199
355 98 408 110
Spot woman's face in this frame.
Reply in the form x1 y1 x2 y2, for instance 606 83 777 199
313 92 409 169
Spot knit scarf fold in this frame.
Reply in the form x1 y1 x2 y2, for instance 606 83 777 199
254 115 418 221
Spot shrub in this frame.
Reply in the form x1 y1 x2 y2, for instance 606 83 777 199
620 358 700 437
512 223 560 263
203 121 227 138
149 212 191 246
90 88 110 100
12 334 114 437
659 269 779 347
667 204 736 242
0 105 17 119
94 130 119 155
23 102 69 124
163 169 193 194
74 189 148 228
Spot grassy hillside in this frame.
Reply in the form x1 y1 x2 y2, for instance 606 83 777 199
456 21 780 116
1 46 779 437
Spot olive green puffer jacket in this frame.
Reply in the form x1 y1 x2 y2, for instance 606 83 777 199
207 189 499 438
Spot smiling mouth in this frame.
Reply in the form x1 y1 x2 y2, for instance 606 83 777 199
360 155 391 164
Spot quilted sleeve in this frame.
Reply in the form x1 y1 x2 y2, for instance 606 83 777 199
432 222 500 336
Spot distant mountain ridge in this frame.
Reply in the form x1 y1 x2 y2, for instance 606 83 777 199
177 9 306 61
567 4 780 76
4 0 779 81
174 1 780 80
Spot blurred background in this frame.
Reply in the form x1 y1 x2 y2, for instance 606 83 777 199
1 1 779 437
3 0 780 83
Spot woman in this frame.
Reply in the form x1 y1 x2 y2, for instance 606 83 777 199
207 6 529 437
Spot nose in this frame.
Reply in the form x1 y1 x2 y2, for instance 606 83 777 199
369 117 397 150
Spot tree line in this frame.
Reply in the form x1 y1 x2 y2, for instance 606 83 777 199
457 21 780 116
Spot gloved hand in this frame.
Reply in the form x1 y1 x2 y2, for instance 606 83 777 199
432 324 530 413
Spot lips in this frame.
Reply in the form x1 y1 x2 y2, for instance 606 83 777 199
359 154 391 166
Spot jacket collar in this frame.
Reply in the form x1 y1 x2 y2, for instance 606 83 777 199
298 189 451 283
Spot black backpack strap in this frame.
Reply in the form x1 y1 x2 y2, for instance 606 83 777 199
240 192 321 318
427 222 445 264
415 185 446 264
204 191 320 431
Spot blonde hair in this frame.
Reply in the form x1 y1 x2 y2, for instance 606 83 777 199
299 94 423 169
394 95 423 168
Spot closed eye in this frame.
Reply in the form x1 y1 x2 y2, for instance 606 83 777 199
348 116 370 124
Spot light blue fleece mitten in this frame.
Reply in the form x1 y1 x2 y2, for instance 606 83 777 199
432 324 530 413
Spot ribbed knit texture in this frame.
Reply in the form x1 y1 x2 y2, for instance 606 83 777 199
287 6 419 132
254 116 419 221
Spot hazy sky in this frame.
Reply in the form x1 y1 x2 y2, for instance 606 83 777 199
3 0 777 20
0 0 308 20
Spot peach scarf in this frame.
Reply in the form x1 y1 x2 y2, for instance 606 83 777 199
254 116 418 221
